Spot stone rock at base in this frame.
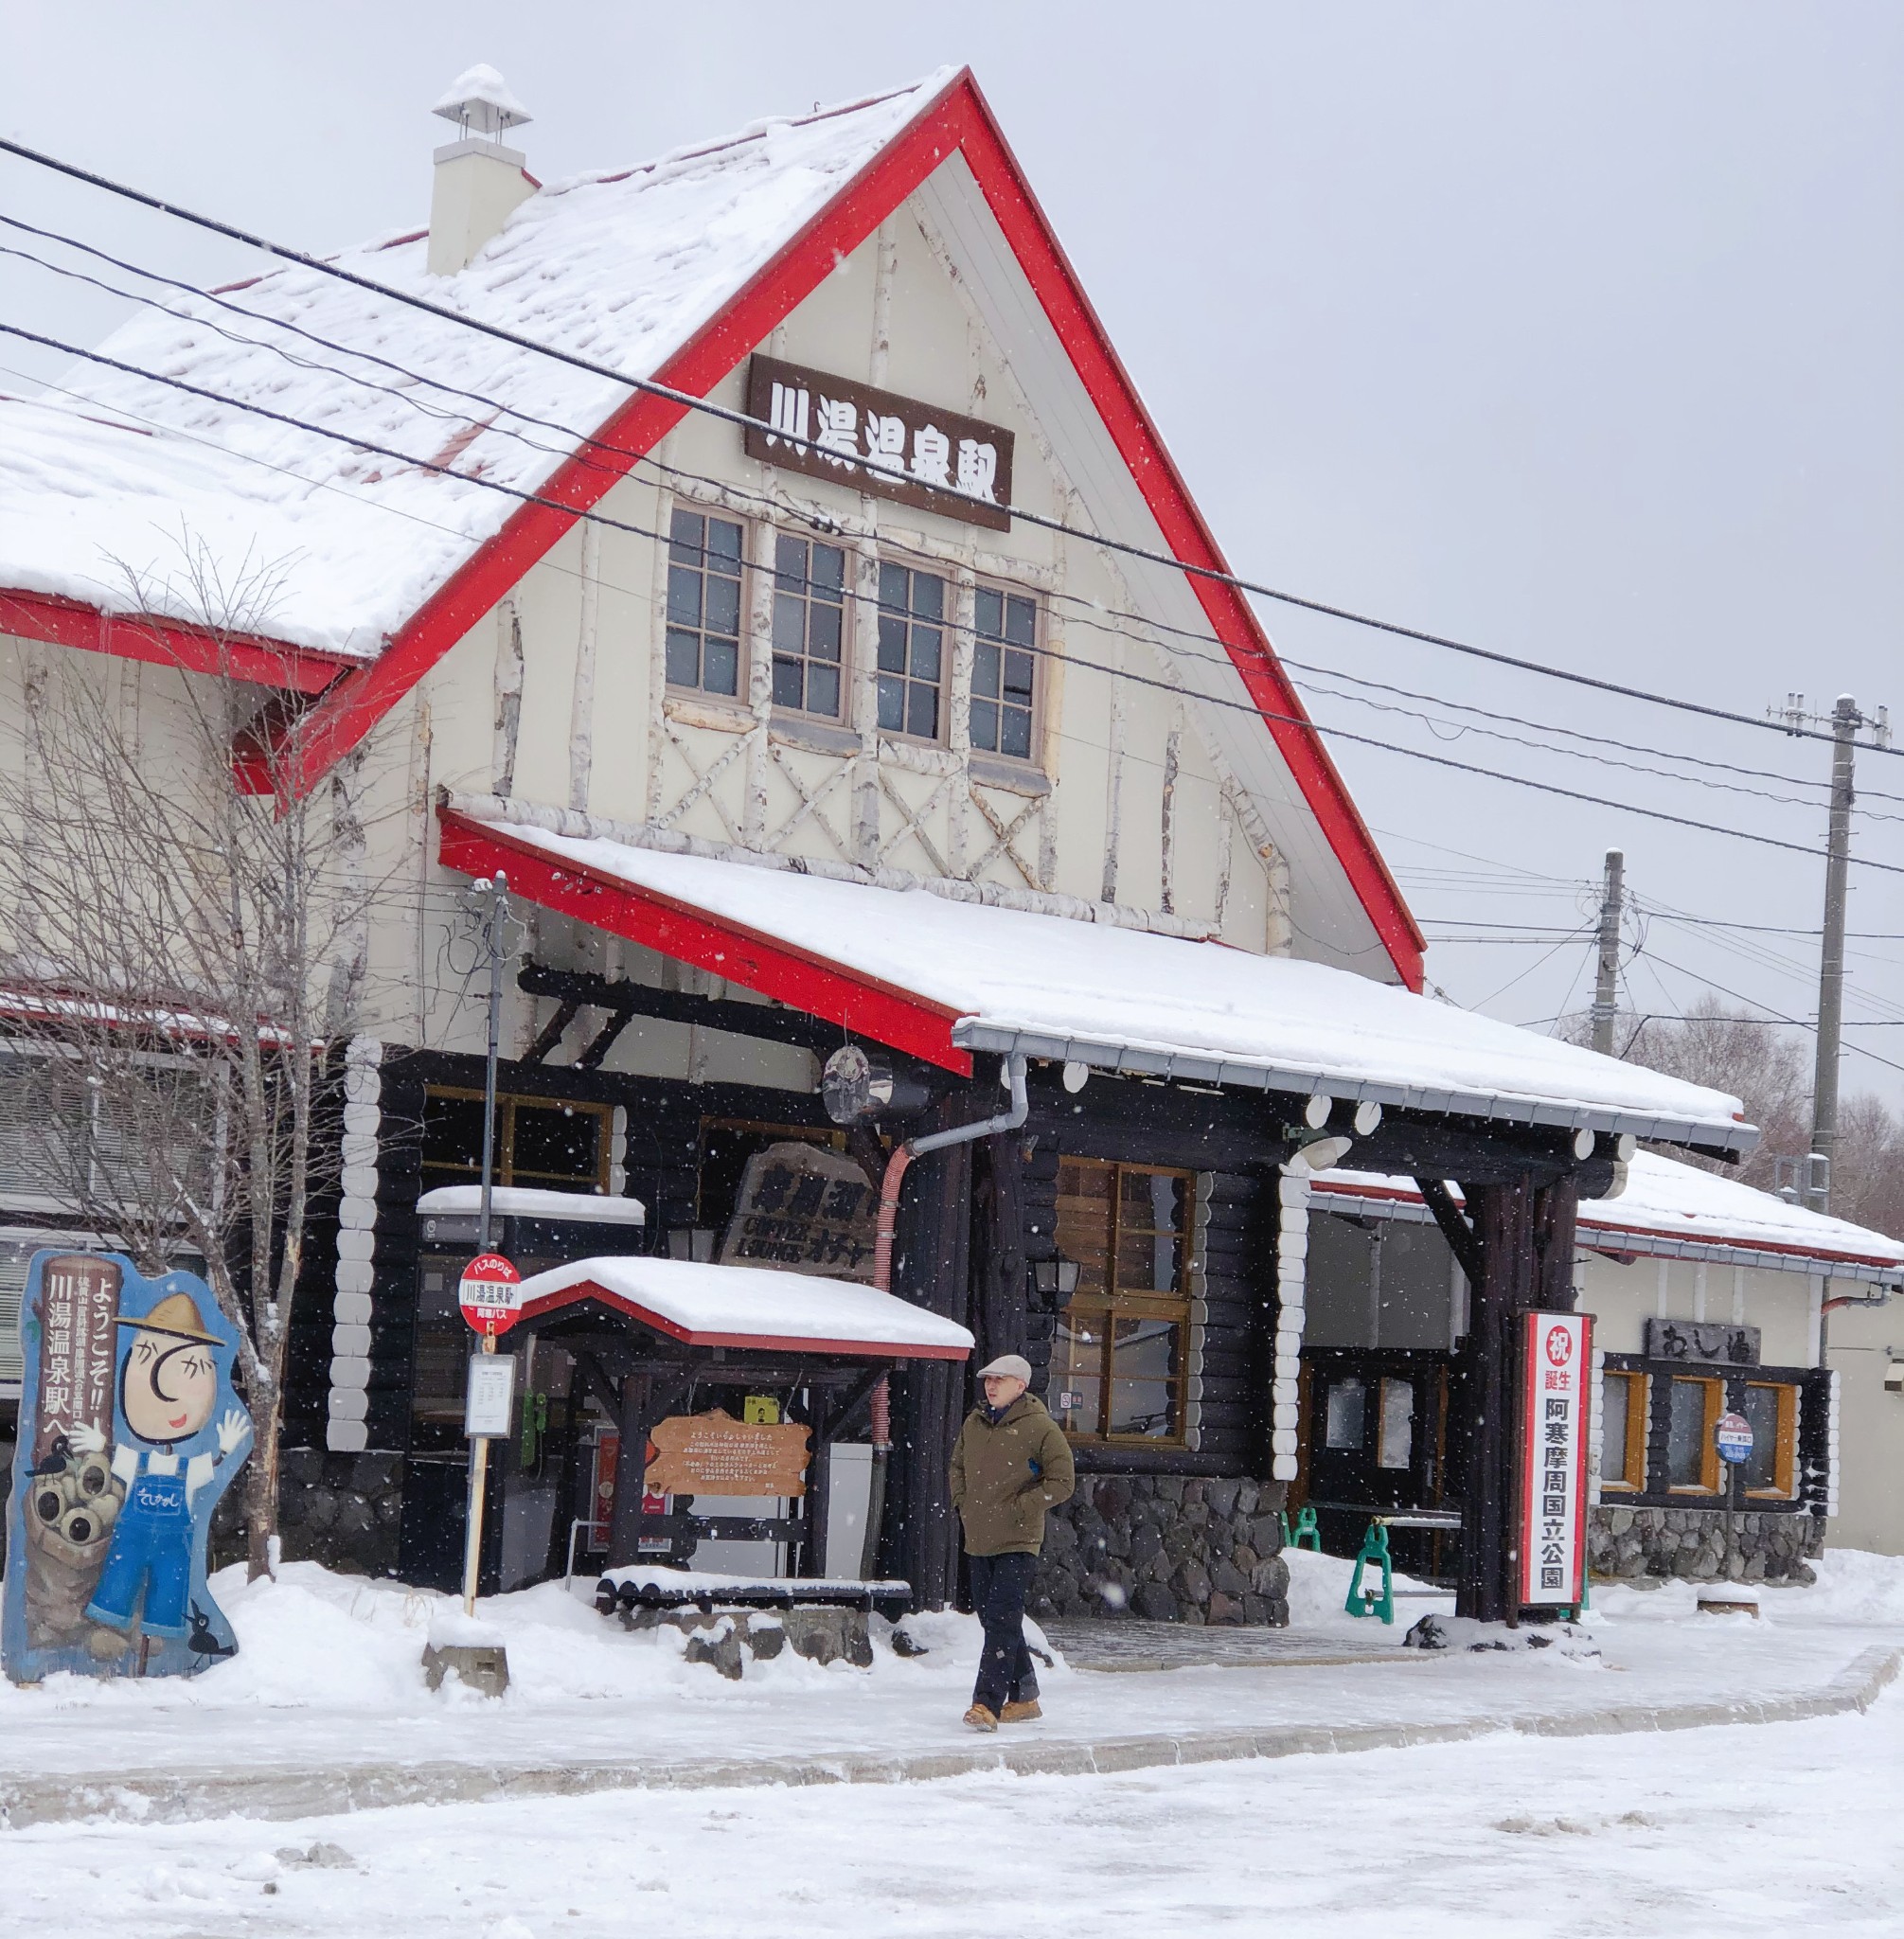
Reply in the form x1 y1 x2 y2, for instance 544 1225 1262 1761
1132 1581 1178 1623
1235 1481 1260 1519
1263 1596 1290 1628
1207 1592 1246 1626
422 1641 509 1697
1173 1560 1212 1606
1251 1556 1290 1600
1207 1478 1242 1521
1211 1557 1251 1598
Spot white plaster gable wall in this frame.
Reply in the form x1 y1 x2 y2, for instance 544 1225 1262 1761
1577 1253 1816 1367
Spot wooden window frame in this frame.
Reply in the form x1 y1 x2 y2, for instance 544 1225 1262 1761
420 1086 614 1194
1052 1157 1195 1449
1665 1373 1725 1495
664 507 748 703
1743 1379 1800 1501
969 580 1041 764
875 560 951 745
768 530 850 724
1600 1368 1649 1492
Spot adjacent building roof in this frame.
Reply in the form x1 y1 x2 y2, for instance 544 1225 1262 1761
1313 1151 1904 1283
512 1254 975 1359
440 804 1756 1155
0 68 1425 986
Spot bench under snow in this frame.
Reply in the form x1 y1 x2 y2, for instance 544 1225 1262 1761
596 1564 913 1622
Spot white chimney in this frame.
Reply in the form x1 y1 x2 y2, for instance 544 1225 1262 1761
427 65 534 276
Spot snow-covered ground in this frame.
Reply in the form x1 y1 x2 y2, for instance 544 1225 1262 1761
1 1547 1899 1783
1 1550 1900 1933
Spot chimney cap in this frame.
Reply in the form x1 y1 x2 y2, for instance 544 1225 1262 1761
432 64 532 140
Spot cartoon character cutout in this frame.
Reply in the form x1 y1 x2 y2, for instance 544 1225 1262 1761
3 1255 252 1682
71 1290 250 1642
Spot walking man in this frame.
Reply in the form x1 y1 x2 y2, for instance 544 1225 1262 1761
949 1352 1075 1732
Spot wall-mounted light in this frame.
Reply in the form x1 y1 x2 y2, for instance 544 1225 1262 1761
1290 1135 1355 1175
821 1043 933 1126
665 1227 716 1263
1032 1256 1081 1298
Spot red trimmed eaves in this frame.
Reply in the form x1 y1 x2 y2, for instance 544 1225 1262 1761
436 807 971 1074
277 68 1422 987
0 586 348 696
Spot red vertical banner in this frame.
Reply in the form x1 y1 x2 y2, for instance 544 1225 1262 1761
1519 1310 1593 1608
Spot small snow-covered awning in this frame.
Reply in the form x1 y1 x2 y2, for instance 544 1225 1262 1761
1312 1153 1904 1284
437 806 1755 1156
416 1183 647 1225
512 1254 975 1360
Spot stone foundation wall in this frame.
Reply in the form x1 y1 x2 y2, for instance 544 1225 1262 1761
209 1448 405 1576
1588 1504 1823 1585
1031 1474 1290 1626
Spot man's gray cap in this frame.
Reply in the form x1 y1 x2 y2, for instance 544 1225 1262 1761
977 1353 1033 1383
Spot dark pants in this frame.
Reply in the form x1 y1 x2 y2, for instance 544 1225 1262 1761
969 1550 1039 1714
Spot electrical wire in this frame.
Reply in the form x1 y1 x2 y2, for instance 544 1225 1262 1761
2 131 1895 758
22 316 1904 883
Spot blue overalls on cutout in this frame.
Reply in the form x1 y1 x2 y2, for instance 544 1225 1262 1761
85 1466 192 1639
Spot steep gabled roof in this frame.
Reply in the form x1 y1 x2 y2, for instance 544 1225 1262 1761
0 69 1425 986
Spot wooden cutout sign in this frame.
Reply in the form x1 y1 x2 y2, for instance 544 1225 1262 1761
644 1409 811 1498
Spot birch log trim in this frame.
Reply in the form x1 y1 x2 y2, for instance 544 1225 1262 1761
492 599 523 796
1101 636 1127 907
1214 783 1237 934
851 538 881 868
569 524 600 813
1160 705 1183 916
645 488 674 822
949 567 976 878
869 218 897 387
742 515 775 847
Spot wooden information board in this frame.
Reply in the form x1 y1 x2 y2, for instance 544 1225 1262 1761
644 1409 811 1498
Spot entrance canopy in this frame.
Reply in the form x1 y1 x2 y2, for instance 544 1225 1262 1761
512 1254 974 1360
439 805 1753 1156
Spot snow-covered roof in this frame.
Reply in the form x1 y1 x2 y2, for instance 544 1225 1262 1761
512 1254 975 1359
415 1183 646 1225
1313 1151 1904 1281
0 77 948 657
454 811 1754 1152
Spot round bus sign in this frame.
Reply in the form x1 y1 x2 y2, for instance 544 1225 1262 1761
1715 1411 1754 1465
458 1252 523 1338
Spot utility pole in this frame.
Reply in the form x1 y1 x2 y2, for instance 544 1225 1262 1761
1590 848 1624 1056
1771 694 1890 1214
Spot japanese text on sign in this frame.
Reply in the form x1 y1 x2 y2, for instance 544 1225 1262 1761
30 1254 120 1467
644 1410 811 1498
1643 1318 1761 1366
744 355 1015 532
721 1142 878 1281
1519 1311 1592 1608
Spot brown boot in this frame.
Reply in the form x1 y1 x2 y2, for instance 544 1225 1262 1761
963 1703 999 1733
999 1699 1042 1723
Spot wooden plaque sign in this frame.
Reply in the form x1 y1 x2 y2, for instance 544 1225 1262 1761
721 1142 877 1281
744 354 1015 531
644 1409 811 1498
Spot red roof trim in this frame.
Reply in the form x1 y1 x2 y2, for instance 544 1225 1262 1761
0 587 348 696
436 807 972 1074
266 72 1420 986
516 1274 971 1360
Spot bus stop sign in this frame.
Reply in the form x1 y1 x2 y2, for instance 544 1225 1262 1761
458 1252 523 1338
1715 1412 1754 1465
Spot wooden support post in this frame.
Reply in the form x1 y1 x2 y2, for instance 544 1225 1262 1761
609 1373 654 1565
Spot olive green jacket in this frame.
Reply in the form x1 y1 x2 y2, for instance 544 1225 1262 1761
949 1392 1077 1557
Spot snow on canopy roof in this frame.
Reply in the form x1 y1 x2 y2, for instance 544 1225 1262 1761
512 1254 974 1360
460 812 1753 1151
415 1183 646 1225
0 74 951 657
1313 1151 1904 1280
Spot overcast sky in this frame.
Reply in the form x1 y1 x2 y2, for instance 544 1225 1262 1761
7 3 1903 1123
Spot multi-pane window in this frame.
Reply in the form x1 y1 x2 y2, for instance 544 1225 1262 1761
666 508 744 699
1665 1374 1723 1492
970 586 1037 759
1051 1159 1193 1444
1599 1369 1648 1490
420 1088 612 1194
1740 1380 1799 1498
877 562 947 740
772 535 847 720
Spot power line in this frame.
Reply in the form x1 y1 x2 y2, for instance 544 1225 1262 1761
24 317 1904 885
2 131 1894 759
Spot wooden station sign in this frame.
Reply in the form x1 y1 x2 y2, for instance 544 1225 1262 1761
744 354 1015 531
644 1409 811 1499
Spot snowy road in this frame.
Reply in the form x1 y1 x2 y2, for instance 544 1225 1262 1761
3 1689 1900 1938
